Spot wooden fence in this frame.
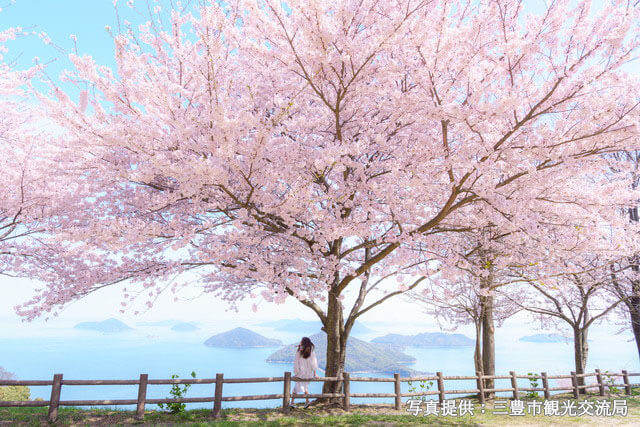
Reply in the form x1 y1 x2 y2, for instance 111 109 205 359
1 369 638 422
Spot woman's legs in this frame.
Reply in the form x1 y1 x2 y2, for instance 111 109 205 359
292 381 302 406
292 381 312 407
291 383 296 406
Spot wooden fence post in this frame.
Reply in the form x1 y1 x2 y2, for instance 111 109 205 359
541 372 550 399
436 372 445 405
476 372 485 404
343 372 351 411
135 374 148 420
282 372 291 413
509 371 518 399
595 369 605 396
394 373 401 410
623 370 631 396
47 373 63 423
570 372 579 398
213 373 224 418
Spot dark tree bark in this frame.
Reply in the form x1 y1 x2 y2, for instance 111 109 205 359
629 284 640 361
480 292 496 398
473 322 483 375
312 246 428 401
322 290 346 395
610 205 640 363
625 273 640 362
626 186 640 361
573 326 589 394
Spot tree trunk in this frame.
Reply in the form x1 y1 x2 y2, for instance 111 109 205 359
473 321 482 375
480 293 495 398
573 326 589 394
322 290 346 398
473 319 484 400
629 278 640 362
628 208 640 362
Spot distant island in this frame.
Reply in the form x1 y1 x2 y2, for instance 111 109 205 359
519 333 568 343
74 318 132 333
371 332 474 348
258 318 372 335
137 320 183 327
204 327 282 348
171 322 200 332
267 332 422 376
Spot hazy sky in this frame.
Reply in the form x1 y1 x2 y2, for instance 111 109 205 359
1 272 420 324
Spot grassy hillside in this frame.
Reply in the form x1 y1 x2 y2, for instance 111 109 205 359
204 327 282 348
267 332 420 376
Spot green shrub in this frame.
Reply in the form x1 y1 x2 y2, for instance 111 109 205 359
0 385 31 401
158 371 196 414
526 373 539 398
603 370 620 394
407 379 434 400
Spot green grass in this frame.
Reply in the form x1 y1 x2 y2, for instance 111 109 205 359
2 394 640 425
0 408 478 426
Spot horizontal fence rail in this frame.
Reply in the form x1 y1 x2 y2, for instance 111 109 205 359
0 369 637 422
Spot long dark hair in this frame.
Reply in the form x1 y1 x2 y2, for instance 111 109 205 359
297 337 314 359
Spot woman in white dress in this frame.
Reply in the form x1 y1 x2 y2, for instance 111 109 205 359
292 336 318 408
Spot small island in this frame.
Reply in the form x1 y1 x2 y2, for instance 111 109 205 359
258 318 372 335
267 332 421 376
371 332 474 348
137 320 182 327
73 318 132 333
204 327 282 348
519 333 568 343
171 322 200 332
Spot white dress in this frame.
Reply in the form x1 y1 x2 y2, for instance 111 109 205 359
293 349 318 394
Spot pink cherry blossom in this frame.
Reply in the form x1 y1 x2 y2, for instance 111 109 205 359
4 0 640 389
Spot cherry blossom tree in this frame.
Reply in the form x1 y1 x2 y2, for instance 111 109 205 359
1 28 31 267
606 150 640 361
609 258 640 360
0 27 55 278
406 226 523 396
408 266 518 392
0 24 101 318
410 168 629 394
13 0 640 394
510 256 628 394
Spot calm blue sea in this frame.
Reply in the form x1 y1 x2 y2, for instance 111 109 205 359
1 322 637 409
